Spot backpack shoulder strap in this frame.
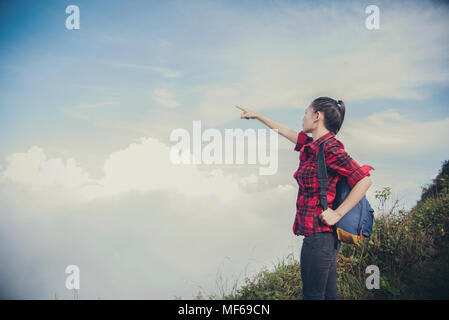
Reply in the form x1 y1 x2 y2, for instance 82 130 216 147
317 140 331 210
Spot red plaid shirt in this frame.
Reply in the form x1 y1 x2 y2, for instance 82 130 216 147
292 131 375 236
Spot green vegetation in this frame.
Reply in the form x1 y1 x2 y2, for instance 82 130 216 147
193 160 449 300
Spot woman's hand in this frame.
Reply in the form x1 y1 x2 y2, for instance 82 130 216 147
235 105 258 120
319 208 342 226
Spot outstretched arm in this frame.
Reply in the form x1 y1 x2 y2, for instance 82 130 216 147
235 105 298 144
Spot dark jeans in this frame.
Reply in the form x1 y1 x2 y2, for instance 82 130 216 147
300 230 341 300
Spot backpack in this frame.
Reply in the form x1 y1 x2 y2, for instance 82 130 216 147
317 140 375 245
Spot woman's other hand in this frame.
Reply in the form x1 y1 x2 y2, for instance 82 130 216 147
319 208 342 226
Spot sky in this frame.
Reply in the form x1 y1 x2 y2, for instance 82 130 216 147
0 0 448 299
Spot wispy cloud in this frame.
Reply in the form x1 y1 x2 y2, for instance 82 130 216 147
153 87 182 108
100 60 183 78
338 110 449 157
60 107 91 120
78 101 119 109
194 0 449 126
61 101 120 120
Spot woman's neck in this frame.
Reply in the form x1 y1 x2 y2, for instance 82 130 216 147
311 127 331 141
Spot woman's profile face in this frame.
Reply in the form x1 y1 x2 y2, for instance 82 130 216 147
302 105 315 133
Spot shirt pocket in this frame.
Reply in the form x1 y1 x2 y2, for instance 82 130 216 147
297 162 319 195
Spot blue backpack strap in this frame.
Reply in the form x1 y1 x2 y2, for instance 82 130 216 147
317 140 330 211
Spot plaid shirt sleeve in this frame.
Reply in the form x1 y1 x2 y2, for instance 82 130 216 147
325 140 374 188
293 131 313 152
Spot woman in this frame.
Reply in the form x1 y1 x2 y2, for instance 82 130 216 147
236 97 374 300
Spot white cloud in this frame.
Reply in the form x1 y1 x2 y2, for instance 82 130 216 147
1 137 265 205
2 146 91 189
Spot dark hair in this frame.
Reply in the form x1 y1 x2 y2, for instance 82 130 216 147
310 97 346 135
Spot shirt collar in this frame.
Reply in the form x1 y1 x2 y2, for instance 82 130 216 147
303 131 335 155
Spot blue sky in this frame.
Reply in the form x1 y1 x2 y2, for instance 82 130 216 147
0 0 449 299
